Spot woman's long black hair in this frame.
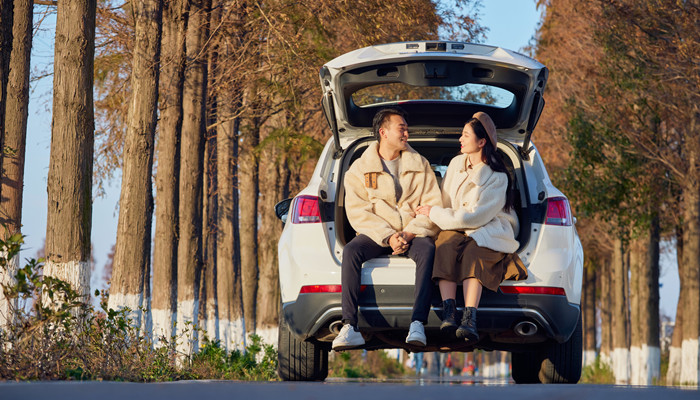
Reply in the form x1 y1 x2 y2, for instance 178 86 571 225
466 118 515 212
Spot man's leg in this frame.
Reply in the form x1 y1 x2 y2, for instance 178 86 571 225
405 236 435 346
407 236 436 323
334 234 388 351
341 234 388 326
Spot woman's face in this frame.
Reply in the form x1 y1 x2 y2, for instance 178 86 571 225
459 124 486 155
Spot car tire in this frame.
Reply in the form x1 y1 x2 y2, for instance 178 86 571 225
511 314 582 384
277 312 329 381
511 350 543 384
538 314 583 384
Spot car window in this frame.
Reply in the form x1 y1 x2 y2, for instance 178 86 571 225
351 82 515 109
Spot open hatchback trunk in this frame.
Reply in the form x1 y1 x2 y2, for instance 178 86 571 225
320 41 549 158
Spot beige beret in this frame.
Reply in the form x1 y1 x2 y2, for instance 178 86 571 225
473 112 497 147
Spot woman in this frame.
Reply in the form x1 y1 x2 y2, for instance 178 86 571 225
416 112 526 342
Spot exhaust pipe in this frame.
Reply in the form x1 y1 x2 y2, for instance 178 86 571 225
514 321 538 337
329 320 343 335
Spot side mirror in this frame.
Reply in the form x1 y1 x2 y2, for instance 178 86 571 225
275 198 293 223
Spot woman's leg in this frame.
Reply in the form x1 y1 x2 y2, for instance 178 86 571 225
462 278 483 308
458 278 482 342
438 280 458 301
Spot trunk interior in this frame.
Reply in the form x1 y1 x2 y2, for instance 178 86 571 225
334 137 533 253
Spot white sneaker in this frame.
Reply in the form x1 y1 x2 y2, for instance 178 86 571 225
406 321 427 346
332 324 365 351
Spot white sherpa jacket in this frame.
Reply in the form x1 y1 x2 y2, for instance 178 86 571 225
344 142 442 246
428 154 520 253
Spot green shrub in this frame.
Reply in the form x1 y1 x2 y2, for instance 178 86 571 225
580 356 615 384
0 233 277 382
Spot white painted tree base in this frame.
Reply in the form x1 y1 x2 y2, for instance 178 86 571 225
583 350 596 367
256 327 278 349
43 260 91 311
612 347 630 384
599 352 612 369
219 318 246 351
201 299 218 344
630 345 660 385
176 299 198 359
151 308 175 346
43 260 91 295
680 338 699 385
107 292 143 328
0 253 18 329
482 361 508 378
666 345 682 385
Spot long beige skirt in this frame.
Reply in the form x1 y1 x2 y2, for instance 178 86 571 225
431 230 527 292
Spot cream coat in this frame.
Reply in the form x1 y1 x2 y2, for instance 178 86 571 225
428 154 520 253
344 142 442 246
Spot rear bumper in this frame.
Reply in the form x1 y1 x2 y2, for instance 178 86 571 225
282 285 580 349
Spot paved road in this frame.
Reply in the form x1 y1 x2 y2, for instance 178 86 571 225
2 378 698 400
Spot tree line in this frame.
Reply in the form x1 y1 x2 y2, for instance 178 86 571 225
2 0 698 386
0 0 484 357
534 0 699 385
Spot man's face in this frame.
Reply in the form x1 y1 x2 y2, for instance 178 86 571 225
379 114 409 152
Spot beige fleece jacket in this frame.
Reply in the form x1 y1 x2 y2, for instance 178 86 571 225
428 154 520 253
344 142 442 246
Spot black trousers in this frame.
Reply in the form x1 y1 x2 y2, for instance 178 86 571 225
341 234 435 326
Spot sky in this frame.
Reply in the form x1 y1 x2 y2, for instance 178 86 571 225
18 0 680 319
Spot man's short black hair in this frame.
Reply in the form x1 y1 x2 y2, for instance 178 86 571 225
372 107 408 140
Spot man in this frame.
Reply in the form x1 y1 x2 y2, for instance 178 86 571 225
331 107 442 351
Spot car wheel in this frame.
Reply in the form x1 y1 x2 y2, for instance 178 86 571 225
277 311 329 381
538 314 583 383
511 350 543 384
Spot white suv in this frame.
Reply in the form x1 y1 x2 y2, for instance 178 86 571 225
275 41 584 383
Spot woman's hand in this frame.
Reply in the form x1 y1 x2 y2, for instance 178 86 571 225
415 205 432 216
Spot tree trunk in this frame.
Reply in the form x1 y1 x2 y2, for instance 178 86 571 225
582 258 596 367
108 0 162 331
629 237 641 385
640 216 660 384
611 236 629 384
666 226 683 385
0 0 14 205
217 99 244 351
238 96 259 338
176 0 209 357
599 255 612 367
629 221 659 386
0 0 31 329
200 103 218 343
44 0 96 303
255 136 286 345
152 0 188 343
680 167 700 385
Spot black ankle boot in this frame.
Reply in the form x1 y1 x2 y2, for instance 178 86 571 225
456 307 479 342
440 299 458 333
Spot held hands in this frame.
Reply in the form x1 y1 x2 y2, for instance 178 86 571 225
415 205 432 216
389 231 415 255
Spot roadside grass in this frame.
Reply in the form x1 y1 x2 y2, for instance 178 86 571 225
580 356 614 384
0 233 276 382
329 350 407 379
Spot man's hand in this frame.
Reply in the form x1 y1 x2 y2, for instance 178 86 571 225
399 231 416 244
389 232 407 255
389 231 415 255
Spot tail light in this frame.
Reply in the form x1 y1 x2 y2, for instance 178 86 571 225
545 197 573 226
500 286 566 296
291 195 321 224
299 285 367 294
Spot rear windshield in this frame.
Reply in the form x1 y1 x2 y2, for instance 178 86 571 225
351 82 515 109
